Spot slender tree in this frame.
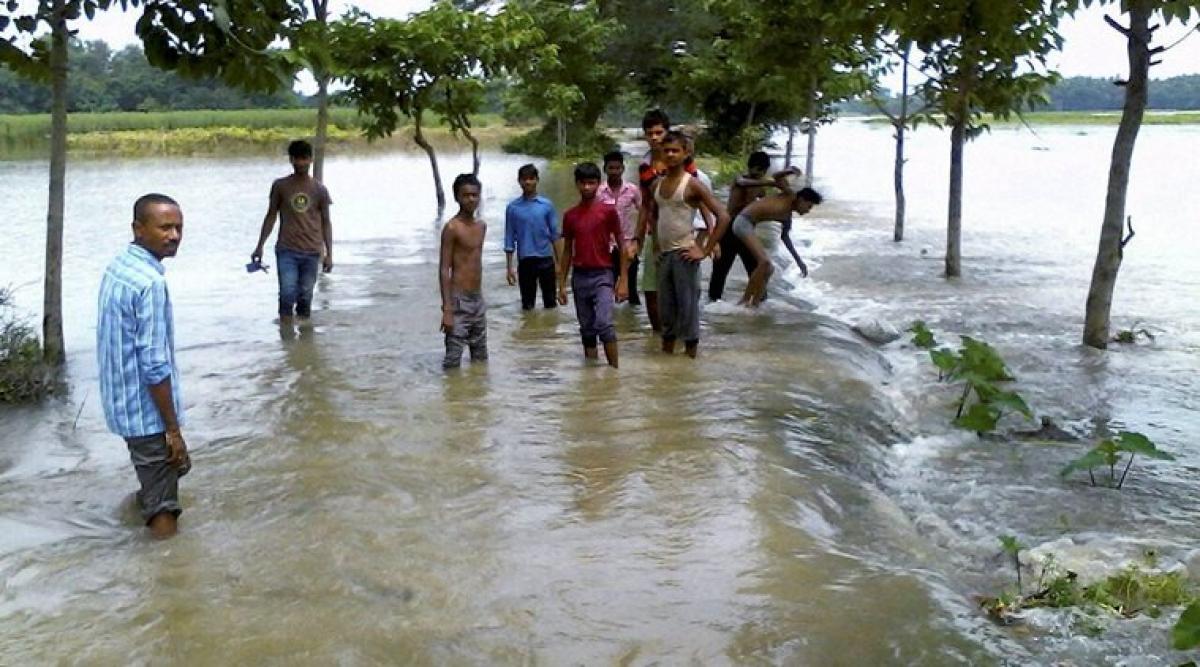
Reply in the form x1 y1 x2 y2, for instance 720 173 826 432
1 0 141 367
909 0 1068 277
1078 0 1199 348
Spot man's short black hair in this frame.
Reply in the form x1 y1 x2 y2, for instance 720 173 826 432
642 108 670 131
574 162 602 182
133 193 179 223
797 187 823 205
748 151 770 170
453 173 481 198
602 150 624 167
518 163 539 180
661 130 687 146
288 140 313 159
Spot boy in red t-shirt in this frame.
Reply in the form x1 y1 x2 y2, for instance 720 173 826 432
558 162 630 368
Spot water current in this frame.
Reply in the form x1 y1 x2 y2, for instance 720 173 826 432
0 120 1197 664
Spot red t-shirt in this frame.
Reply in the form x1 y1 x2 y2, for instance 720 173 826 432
562 201 622 270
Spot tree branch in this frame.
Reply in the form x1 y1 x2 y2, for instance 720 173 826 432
869 95 898 123
1120 215 1135 252
1104 14 1132 38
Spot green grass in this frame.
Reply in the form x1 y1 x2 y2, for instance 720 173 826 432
0 109 512 156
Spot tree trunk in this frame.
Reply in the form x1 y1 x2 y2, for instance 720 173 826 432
461 122 480 176
804 93 817 186
893 42 911 243
946 109 966 278
313 74 330 182
312 0 330 182
1083 5 1151 349
43 1 68 366
785 124 795 167
556 116 566 154
413 110 445 212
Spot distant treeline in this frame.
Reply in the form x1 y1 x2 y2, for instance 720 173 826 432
0 40 300 114
845 74 1200 115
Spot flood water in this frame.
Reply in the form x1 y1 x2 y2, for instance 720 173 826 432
1 121 1197 664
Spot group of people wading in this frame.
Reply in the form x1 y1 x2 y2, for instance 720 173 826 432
441 109 823 370
96 109 822 537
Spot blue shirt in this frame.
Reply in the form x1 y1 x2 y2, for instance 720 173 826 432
504 195 558 259
97 243 184 438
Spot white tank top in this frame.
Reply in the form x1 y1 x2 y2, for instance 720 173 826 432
654 173 695 252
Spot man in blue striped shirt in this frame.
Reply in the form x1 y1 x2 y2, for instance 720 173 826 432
504 164 561 310
97 193 189 539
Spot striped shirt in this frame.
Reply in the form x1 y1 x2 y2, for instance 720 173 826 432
97 243 184 438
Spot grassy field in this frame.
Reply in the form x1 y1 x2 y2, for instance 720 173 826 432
0 109 515 157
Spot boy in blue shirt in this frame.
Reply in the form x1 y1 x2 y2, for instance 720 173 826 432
504 164 561 310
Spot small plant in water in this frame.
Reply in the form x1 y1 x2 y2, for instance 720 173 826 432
1174 601 1200 650
1111 320 1156 345
1060 431 1175 489
908 321 1033 434
999 535 1025 593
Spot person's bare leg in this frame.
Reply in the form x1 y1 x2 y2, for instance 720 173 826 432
737 232 773 307
584 346 599 360
603 341 618 368
148 512 177 539
644 291 661 332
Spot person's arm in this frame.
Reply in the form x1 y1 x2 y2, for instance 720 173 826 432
734 175 777 189
633 184 657 259
689 180 732 261
546 203 564 275
781 218 808 277
607 208 630 302
320 187 333 273
773 167 800 197
253 182 281 262
134 281 187 467
439 222 456 332
504 206 517 286
557 215 574 306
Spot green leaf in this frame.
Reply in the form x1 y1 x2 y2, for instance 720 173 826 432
1114 431 1175 461
930 348 959 374
1173 601 1200 650
984 389 1034 420
998 535 1023 555
1060 448 1108 478
909 320 937 349
954 402 1000 433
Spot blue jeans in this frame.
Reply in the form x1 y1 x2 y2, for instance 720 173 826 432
276 247 320 317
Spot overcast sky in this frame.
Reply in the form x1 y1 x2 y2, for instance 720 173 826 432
52 0 1200 87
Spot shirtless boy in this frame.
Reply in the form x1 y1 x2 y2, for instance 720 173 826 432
634 131 730 358
439 174 488 369
731 186 823 306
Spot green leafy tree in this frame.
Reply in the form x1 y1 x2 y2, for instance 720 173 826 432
332 2 546 211
1 0 142 366
1076 0 1200 348
907 0 1069 278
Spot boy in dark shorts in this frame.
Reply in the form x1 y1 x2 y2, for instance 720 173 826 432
558 163 629 367
440 174 489 369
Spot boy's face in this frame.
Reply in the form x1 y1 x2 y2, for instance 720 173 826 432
576 178 600 200
289 155 312 174
644 123 667 149
456 184 481 215
519 174 539 197
604 160 624 181
794 198 814 215
748 164 767 178
660 140 686 169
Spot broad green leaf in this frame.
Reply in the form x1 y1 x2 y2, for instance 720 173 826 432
954 402 1000 433
1115 431 1175 461
1173 601 1200 650
986 390 1034 420
1060 448 1108 478
930 348 959 374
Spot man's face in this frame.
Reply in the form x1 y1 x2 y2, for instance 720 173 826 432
795 199 815 215
604 161 624 181
644 124 667 149
660 140 686 168
748 165 768 178
133 202 183 259
456 184 481 215
518 174 539 197
576 178 600 200
290 155 313 174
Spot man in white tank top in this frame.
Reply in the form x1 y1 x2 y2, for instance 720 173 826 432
632 131 731 357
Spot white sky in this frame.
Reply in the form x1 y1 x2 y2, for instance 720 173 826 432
43 1 1200 89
